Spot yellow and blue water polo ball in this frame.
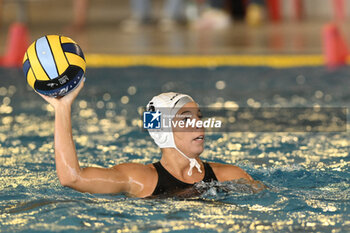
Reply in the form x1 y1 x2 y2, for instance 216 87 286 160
22 35 86 97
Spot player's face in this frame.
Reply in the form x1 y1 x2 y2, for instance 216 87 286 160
172 102 205 158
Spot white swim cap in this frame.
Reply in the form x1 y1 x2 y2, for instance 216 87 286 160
146 92 202 176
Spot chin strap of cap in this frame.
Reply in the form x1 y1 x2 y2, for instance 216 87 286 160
174 147 202 176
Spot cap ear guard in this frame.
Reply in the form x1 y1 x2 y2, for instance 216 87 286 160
148 130 174 148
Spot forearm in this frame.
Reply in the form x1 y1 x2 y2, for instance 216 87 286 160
54 104 81 185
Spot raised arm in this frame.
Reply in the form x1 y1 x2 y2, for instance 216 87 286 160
39 82 155 197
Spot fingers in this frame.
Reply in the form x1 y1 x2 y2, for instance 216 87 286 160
74 78 85 93
38 93 50 100
36 78 86 109
38 92 57 104
66 78 85 100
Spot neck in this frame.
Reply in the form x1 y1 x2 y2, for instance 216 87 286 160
160 148 202 178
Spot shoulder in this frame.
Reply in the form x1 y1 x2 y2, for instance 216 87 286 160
113 163 158 197
208 162 253 182
115 162 156 173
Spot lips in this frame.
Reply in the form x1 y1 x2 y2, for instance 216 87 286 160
194 135 204 141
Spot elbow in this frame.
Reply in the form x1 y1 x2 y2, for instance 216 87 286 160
57 166 81 187
59 179 75 188
58 175 78 188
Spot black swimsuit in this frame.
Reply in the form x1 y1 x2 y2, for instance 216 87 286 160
152 161 218 196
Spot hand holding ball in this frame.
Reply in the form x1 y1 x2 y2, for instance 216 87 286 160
23 35 86 97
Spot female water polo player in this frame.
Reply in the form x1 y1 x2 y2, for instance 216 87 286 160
40 81 265 198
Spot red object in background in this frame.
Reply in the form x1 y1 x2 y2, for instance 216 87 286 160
293 0 303 21
0 23 30 67
333 0 345 21
267 0 281 22
322 24 348 68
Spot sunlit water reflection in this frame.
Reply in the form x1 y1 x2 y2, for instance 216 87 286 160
0 67 349 232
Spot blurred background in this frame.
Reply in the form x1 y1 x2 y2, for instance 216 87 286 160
0 0 350 56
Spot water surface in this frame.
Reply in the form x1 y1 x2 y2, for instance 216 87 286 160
0 66 349 232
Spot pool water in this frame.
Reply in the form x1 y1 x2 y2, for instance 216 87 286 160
0 66 349 232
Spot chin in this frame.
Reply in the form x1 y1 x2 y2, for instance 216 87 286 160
192 146 204 157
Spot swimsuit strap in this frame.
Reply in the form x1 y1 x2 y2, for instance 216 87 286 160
202 162 218 182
